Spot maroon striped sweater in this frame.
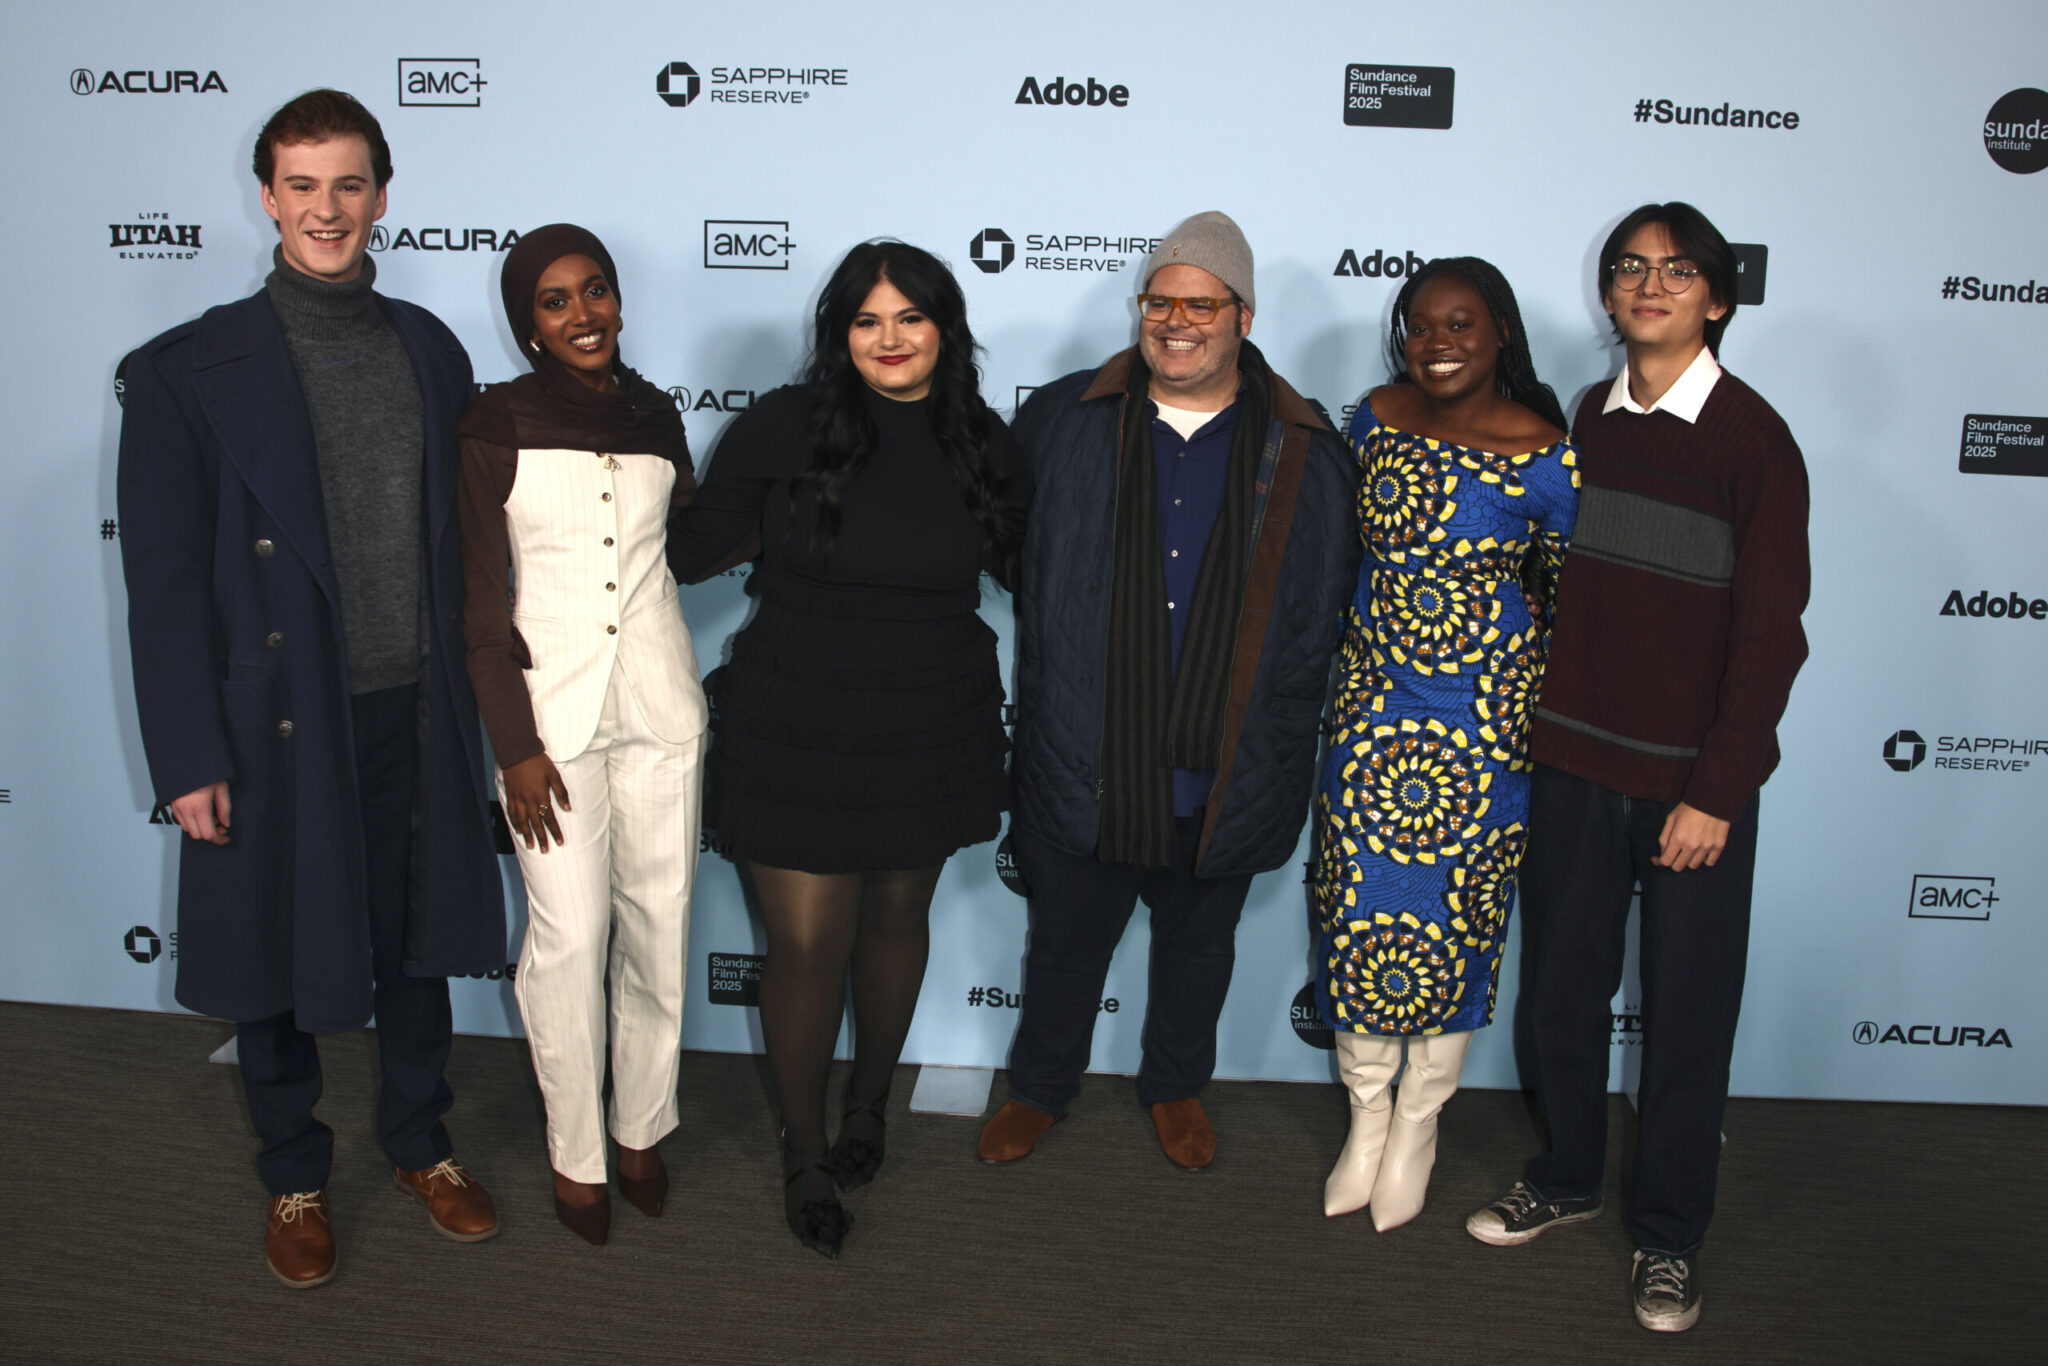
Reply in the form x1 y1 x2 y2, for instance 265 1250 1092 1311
1531 370 1809 819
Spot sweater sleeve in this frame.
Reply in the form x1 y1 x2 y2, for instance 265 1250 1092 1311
1680 414 1810 819
666 401 781 584
457 434 545 770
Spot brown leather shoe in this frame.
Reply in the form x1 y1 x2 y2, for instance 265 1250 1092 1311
1150 1098 1216 1171
977 1100 1060 1164
394 1158 500 1242
265 1190 336 1288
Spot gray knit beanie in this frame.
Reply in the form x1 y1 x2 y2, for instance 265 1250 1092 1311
1143 211 1254 313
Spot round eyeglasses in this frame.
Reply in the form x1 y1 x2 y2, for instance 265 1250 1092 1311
1610 257 1700 293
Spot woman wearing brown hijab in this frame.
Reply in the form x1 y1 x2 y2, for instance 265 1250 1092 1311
458 224 707 1245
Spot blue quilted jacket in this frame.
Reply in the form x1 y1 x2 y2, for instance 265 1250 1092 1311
1009 347 1362 878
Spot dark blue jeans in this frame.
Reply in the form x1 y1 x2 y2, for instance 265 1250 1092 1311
237 684 455 1195
1520 764 1759 1259
1004 816 1254 1116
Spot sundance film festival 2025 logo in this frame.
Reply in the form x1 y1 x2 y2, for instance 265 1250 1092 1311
1852 1020 2012 1048
657 62 847 108
1984 88 2048 174
708 953 764 1005
72 68 225 96
111 211 201 262
705 221 794 270
1014 74 1129 107
967 228 1159 276
1908 874 1997 921
1959 415 2048 477
370 225 519 253
1882 727 2046 774
399 58 485 107
1343 64 1453 129
1939 587 2048 621
1630 96 1800 130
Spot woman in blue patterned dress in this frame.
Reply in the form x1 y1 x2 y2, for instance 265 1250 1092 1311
1315 257 1578 1231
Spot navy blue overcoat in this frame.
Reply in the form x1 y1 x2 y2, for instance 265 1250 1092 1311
117 289 505 1032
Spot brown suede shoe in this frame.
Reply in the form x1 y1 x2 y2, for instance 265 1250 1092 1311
977 1100 1060 1164
265 1190 336 1289
394 1158 500 1242
1150 1098 1216 1171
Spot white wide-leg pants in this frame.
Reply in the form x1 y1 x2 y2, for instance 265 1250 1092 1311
507 662 703 1184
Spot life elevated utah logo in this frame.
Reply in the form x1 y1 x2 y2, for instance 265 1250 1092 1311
72 68 226 95
110 211 201 261
1984 88 2048 174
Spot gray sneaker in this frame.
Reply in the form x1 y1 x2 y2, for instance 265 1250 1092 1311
1632 1251 1702 1332
1464 1180 1603 1246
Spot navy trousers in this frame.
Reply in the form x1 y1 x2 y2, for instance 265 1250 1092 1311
1004 816 1254 1116
236 684 456 1195
1519 764 1759 1258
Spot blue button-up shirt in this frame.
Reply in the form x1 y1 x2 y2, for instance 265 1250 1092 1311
1151 394 1241 816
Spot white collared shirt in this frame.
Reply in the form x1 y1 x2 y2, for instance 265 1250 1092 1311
1601 345 1722 424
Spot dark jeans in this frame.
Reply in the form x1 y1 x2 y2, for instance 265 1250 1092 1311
237 683 455 1195
1520 764 1759 1258
1005 816 1254 1116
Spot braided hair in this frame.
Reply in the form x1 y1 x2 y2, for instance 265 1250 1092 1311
1383 256 1566 432
797 240 1018 589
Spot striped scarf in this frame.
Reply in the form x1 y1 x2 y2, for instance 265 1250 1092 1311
1097 344 1270 868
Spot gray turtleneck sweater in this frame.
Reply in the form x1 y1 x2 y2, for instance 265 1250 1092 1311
265 251 425 695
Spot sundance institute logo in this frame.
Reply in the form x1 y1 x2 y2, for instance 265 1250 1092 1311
1984 88 2048 174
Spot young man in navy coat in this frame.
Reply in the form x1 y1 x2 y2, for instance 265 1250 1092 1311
117 89 506 1288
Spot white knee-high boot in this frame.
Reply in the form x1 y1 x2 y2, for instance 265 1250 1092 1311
1371 1029 1474 1232
1324 1032 1403 1217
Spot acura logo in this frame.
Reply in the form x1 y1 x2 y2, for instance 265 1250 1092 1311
1852 1021 1878 1045
71 68 95 95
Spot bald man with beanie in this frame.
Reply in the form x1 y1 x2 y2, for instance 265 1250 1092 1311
980 212 1361 1169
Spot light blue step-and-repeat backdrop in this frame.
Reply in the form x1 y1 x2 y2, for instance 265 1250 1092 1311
2 1 2043 1104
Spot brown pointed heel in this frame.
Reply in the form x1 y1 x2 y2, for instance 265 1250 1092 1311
616 1145 668 1218
552 1170 611 1246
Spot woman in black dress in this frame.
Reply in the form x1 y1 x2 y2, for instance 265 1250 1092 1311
668 241 1027 1258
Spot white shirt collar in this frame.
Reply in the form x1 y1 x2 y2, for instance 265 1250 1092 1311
1601 345 1722 424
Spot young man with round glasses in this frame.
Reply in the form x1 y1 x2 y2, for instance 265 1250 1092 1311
1464 202 1809 1333
977 212 1359 1171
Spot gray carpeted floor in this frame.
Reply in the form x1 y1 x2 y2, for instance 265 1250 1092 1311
1 1000 2040 1364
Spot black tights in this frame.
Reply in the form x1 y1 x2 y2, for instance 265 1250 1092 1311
751 862 943 1169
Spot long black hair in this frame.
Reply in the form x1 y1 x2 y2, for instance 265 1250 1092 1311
797 240 1017 588
1384 256 1567 432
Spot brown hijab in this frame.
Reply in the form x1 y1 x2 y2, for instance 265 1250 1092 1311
457 222 692 482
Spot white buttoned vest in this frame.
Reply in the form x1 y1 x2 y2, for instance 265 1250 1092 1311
504 447 707 761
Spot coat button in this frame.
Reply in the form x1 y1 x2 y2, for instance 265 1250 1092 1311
603 537 614 547
254 538 275 558
276 720 294 738
606 625 618 635
606 582 616 592
266 632 285 649
601 492 612 502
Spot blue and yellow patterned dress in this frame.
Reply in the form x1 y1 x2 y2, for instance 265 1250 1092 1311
1313 396 1579 1035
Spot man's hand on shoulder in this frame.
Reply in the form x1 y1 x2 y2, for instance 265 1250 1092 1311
170 781 232 845
1654 802 1728 872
